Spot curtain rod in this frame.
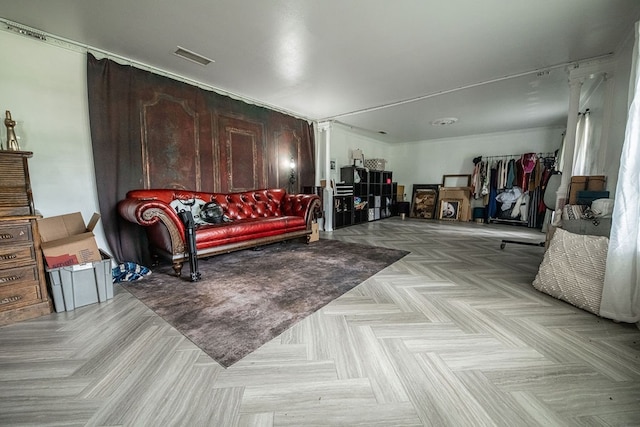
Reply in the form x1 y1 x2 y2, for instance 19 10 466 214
481 152 555 160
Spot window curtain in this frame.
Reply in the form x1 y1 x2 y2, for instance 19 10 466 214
572 110 593 175
600 21 640 324
556 132 566 173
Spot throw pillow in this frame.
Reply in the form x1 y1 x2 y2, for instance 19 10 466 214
532 228 609 316
562 204 585 221
200 201 225 224
170 198 208 225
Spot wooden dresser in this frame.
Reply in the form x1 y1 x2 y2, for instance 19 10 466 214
0 151 50 326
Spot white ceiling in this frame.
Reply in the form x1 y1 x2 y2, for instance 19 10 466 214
1 0 639 143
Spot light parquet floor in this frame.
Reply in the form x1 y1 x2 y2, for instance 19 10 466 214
1 218 639 426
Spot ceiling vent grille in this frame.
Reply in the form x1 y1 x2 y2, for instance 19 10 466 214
174 46 213 66
5 22 46 41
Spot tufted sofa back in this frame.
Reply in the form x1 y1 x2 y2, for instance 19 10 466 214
210 189 285 220
125 188 288 221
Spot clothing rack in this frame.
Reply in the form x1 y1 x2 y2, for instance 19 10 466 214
471 151 558 229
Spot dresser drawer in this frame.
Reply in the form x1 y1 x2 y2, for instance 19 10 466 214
0 265 39 288
0 244 37 269
0 282 42 311
0 187 31 216
0 155 28 187
0 222 33 245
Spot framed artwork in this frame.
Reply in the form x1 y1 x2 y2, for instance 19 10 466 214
410 184 439 219
439 199 462 220
442 174 472 188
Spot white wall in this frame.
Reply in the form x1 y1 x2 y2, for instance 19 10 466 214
316 123 394 182
389 127 564 191
0 29 109 252
327 122 394 182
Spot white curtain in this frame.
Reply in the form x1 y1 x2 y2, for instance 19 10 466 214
557 132 566 173
572 111 593 175
600 21 640 324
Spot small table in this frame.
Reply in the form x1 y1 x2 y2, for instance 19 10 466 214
397 201 410 219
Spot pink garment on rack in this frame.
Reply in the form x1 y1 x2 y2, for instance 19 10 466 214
517 153 537 191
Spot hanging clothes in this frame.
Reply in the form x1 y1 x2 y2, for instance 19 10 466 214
528 186 542 228
474 152 555 226
505 158 516 189
499 160 508 189
471 158 482 199
482 161 491 205
527 159 542 227
487 163 498 219
514 153 534 191
481 161 489 195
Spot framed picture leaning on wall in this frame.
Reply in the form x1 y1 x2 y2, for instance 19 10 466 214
439 198 462 220
410 184 440 219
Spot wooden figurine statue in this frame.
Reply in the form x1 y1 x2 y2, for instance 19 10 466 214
5 110 20 151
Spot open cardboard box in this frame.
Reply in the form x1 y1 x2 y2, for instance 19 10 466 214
309 222 319 242
37 212 102 269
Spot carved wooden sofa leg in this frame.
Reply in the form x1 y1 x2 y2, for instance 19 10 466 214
173 262 183 277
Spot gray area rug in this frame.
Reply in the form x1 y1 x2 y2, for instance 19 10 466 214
121 239 408 367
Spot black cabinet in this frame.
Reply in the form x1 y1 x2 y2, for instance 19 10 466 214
338 166 395 227
334 184 354 228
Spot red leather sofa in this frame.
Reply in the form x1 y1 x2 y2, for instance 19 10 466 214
118 188 321 276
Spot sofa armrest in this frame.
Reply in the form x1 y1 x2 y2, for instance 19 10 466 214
282 193 321 228
117 198 186 253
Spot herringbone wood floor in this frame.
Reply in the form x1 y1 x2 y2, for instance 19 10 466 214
1 218 639 426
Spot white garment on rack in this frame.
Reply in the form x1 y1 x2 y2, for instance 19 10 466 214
496 186 522 211
511 192 529 221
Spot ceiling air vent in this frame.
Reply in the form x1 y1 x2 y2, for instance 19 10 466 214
174 46 213 66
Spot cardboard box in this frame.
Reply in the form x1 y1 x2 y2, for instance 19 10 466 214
569 176 607 204
438 187 471 221
37 212 102 269
47 250 113 312
309 222 319 242
587 175 606 191
569 176 588 204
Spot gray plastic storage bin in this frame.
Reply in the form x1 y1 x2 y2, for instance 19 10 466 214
47 250 113 312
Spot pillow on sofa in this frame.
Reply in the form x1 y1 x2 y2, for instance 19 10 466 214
532 227 608 316
170 198 210 225
561 204 585 221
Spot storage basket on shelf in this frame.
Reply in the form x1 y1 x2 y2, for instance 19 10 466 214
364 158 386 171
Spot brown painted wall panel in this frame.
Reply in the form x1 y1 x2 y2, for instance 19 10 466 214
141 94 200 190
218 115 265 192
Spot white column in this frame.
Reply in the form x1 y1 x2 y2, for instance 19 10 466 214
557 57 615 207
313 122 322 186
596 72 616 174
317 121 333 231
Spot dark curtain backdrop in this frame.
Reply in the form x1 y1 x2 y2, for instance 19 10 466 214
86 53 315 264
